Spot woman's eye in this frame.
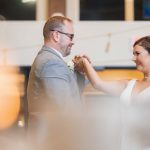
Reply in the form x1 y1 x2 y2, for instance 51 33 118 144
133 52 140 56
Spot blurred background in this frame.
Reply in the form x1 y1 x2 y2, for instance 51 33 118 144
0 0 150 148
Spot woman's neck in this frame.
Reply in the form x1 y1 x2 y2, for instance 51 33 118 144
144 73 150 81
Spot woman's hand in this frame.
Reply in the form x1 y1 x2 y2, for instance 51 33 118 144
73 55 91 73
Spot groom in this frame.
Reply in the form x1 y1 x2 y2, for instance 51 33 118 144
27 16 85 112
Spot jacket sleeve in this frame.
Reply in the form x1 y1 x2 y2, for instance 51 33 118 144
74 71 86 94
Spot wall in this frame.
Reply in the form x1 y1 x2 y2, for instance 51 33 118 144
0 21 150 66
0 21 44 66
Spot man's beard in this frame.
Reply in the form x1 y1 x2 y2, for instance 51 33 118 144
63 45 72 57
65 48 71 56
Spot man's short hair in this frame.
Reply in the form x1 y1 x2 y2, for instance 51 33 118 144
43 16 72 40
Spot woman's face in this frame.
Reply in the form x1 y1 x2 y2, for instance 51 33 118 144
132 45 150 73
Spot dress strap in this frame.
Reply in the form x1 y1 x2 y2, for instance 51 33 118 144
120 79 136 104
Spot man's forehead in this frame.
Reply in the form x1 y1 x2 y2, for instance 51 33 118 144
63 21 74 31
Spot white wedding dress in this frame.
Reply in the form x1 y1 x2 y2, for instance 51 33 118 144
120 79 150 150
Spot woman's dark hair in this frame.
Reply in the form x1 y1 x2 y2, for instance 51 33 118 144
133 36 150 54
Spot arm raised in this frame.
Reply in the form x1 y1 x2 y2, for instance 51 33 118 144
82 58 127 96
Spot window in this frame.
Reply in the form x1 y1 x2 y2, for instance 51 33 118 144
80 0 125 20
143 0 150 19
0 0 36 20
134 0 150 20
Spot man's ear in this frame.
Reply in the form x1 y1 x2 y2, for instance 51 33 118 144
52 31 59 42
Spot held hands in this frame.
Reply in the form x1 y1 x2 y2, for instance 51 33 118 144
72 55 91 73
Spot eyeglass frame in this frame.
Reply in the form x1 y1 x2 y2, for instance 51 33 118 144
50 30 74 41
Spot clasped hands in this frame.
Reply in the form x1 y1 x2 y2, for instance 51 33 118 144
72 55 91 73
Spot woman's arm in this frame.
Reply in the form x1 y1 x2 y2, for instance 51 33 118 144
82 58 127 96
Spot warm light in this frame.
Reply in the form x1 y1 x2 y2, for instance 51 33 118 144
0 67 20 130
22 0 36 3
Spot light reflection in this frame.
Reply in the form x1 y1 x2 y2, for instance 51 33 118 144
0 66 20 130
22 0 36 3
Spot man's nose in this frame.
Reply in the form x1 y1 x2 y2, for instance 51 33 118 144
71 40 75 45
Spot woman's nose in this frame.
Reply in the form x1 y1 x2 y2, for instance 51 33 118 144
132 55 136 62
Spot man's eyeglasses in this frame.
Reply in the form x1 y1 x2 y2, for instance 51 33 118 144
51 30 74 41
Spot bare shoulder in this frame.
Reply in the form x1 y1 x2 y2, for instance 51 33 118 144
102 79 130 96
114 79 129 94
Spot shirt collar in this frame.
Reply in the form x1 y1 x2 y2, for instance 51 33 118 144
50 47 64 60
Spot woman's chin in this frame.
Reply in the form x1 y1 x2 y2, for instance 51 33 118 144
137 65 143 71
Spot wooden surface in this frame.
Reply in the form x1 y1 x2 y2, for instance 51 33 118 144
84 69 144 95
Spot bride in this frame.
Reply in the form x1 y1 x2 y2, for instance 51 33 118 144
74 36 150 150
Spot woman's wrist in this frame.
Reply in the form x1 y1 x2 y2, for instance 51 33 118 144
82 57 90 66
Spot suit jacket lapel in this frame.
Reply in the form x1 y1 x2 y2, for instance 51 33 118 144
39 45 74 73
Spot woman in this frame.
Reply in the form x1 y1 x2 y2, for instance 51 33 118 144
74 36 150 102
74 36 150 150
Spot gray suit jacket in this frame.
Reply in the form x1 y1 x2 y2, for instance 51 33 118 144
27 46 84 112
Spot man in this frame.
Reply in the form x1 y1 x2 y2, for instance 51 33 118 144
27 16 84 112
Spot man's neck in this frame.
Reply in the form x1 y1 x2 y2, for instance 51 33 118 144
44 42 64 59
